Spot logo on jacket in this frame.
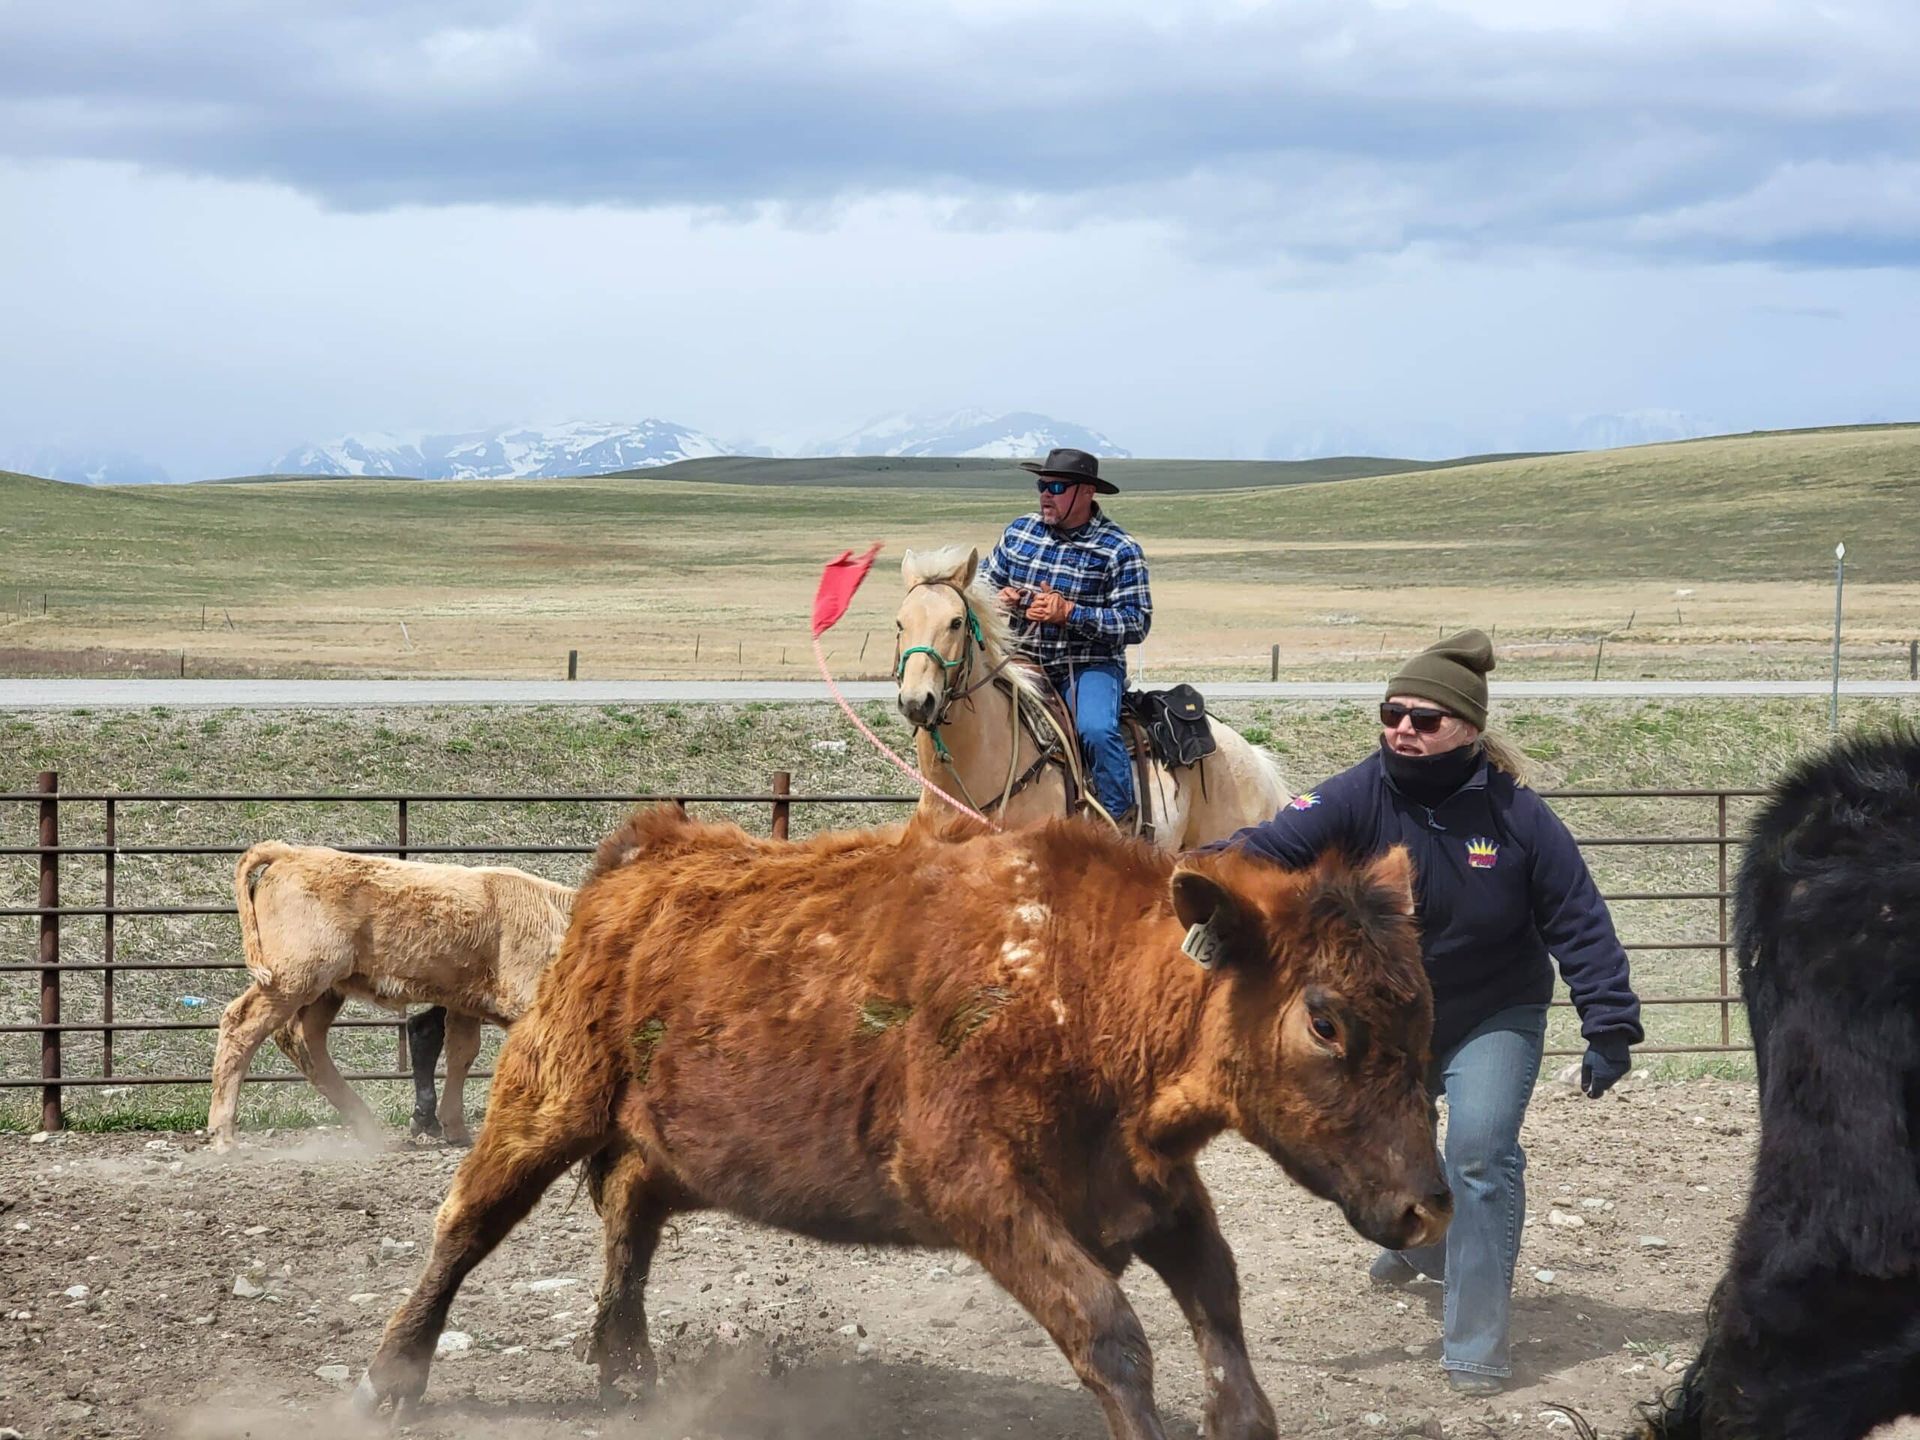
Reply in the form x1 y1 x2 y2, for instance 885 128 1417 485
1288 792 1322 811
1465 838 1500 869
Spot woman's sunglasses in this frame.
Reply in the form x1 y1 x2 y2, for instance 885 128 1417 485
1035 479 1082 496
1379 702 1454 735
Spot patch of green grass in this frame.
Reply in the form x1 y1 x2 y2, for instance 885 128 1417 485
64 1105 209 1133
0 1082 426 1135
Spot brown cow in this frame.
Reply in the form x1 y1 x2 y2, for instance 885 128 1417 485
357 807 1449 1439
207 843 574 1153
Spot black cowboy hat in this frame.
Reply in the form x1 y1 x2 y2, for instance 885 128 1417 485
1018 446 1118 495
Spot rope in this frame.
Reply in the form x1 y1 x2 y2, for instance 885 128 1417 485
812 635 994 827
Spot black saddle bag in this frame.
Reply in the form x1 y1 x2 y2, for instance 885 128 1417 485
1123 683 1217 769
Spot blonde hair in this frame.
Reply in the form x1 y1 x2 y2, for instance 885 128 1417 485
1478 729 1533 787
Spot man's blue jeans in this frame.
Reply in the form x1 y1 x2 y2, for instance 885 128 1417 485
1389 1002 1548 1379
1061 662 1134 821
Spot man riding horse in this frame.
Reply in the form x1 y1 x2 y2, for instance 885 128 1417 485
980 447 1149 831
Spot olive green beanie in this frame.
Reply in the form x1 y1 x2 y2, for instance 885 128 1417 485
1387 629 1495 730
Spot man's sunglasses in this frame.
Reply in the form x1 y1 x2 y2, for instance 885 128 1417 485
1035 479 1083 496
1379 702 1455 735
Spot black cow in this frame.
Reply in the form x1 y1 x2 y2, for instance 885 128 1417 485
405 1007 451 1139
1584 729 1920 1440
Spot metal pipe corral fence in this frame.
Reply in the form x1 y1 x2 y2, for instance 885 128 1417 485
3 773 1760 1129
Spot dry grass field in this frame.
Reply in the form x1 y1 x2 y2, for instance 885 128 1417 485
4 425 1918 682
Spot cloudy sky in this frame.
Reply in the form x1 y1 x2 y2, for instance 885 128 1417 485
2 0 1917 477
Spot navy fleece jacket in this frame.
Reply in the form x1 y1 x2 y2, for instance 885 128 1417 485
1217 749 1644 1058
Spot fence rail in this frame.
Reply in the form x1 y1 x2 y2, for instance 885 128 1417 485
4 772 1763 1131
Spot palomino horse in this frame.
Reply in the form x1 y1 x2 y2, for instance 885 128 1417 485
894 545 1289 848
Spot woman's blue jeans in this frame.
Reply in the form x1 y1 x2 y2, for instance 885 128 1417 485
1391 1002 1548 1379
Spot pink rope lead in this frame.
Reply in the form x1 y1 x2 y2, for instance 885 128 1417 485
811 634 994 827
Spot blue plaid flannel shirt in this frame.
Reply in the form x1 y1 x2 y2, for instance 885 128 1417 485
979 506 1152 688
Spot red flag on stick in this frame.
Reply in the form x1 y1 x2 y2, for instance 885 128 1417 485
811 542 882 638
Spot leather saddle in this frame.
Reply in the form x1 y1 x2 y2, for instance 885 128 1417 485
1017 667 1218 840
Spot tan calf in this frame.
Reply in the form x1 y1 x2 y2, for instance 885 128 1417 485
207 843 574 1153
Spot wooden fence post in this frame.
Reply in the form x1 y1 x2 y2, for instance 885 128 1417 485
771 771 791 840
1910 638 1917 681
567 649 578 681
1269 644 1279 682
38 770 63 1133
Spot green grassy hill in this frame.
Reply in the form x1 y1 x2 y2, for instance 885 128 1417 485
1168 424 1920 585
3 426 1917 611
609 451 1557 490
187 451 1553 490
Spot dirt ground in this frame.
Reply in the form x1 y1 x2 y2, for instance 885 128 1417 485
0 1073 1763 1440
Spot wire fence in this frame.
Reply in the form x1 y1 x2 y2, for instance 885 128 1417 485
2 772 1763 1132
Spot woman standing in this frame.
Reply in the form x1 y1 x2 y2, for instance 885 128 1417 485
1216 629 1642 1395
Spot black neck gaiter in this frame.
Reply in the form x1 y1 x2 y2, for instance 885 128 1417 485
1380 737 1482 807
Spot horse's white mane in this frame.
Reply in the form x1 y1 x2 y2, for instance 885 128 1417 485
900 546 1046 704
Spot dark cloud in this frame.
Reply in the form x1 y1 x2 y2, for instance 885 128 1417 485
2 1 1917 265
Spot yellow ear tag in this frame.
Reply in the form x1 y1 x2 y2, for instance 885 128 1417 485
1181 920 1225 970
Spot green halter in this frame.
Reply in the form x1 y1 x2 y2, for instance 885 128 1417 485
895 590 987 764
893 610 983 680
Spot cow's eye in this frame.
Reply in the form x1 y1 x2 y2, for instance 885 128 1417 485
1310 1015 1339 1044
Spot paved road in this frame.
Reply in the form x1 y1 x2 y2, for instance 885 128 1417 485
4 678 1917 709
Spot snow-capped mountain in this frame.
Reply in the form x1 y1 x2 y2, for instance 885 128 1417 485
272 420 728 479
1262 421 1478 463
0 445 171 485
814 409 1131 460
1562 410 1723 451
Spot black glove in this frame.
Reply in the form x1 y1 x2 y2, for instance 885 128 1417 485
1580 1041 1631 1099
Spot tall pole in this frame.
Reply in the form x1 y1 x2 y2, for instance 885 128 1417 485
1830 541 1845 734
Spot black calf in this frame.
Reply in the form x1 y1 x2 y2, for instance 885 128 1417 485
1622 728 1920 1439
